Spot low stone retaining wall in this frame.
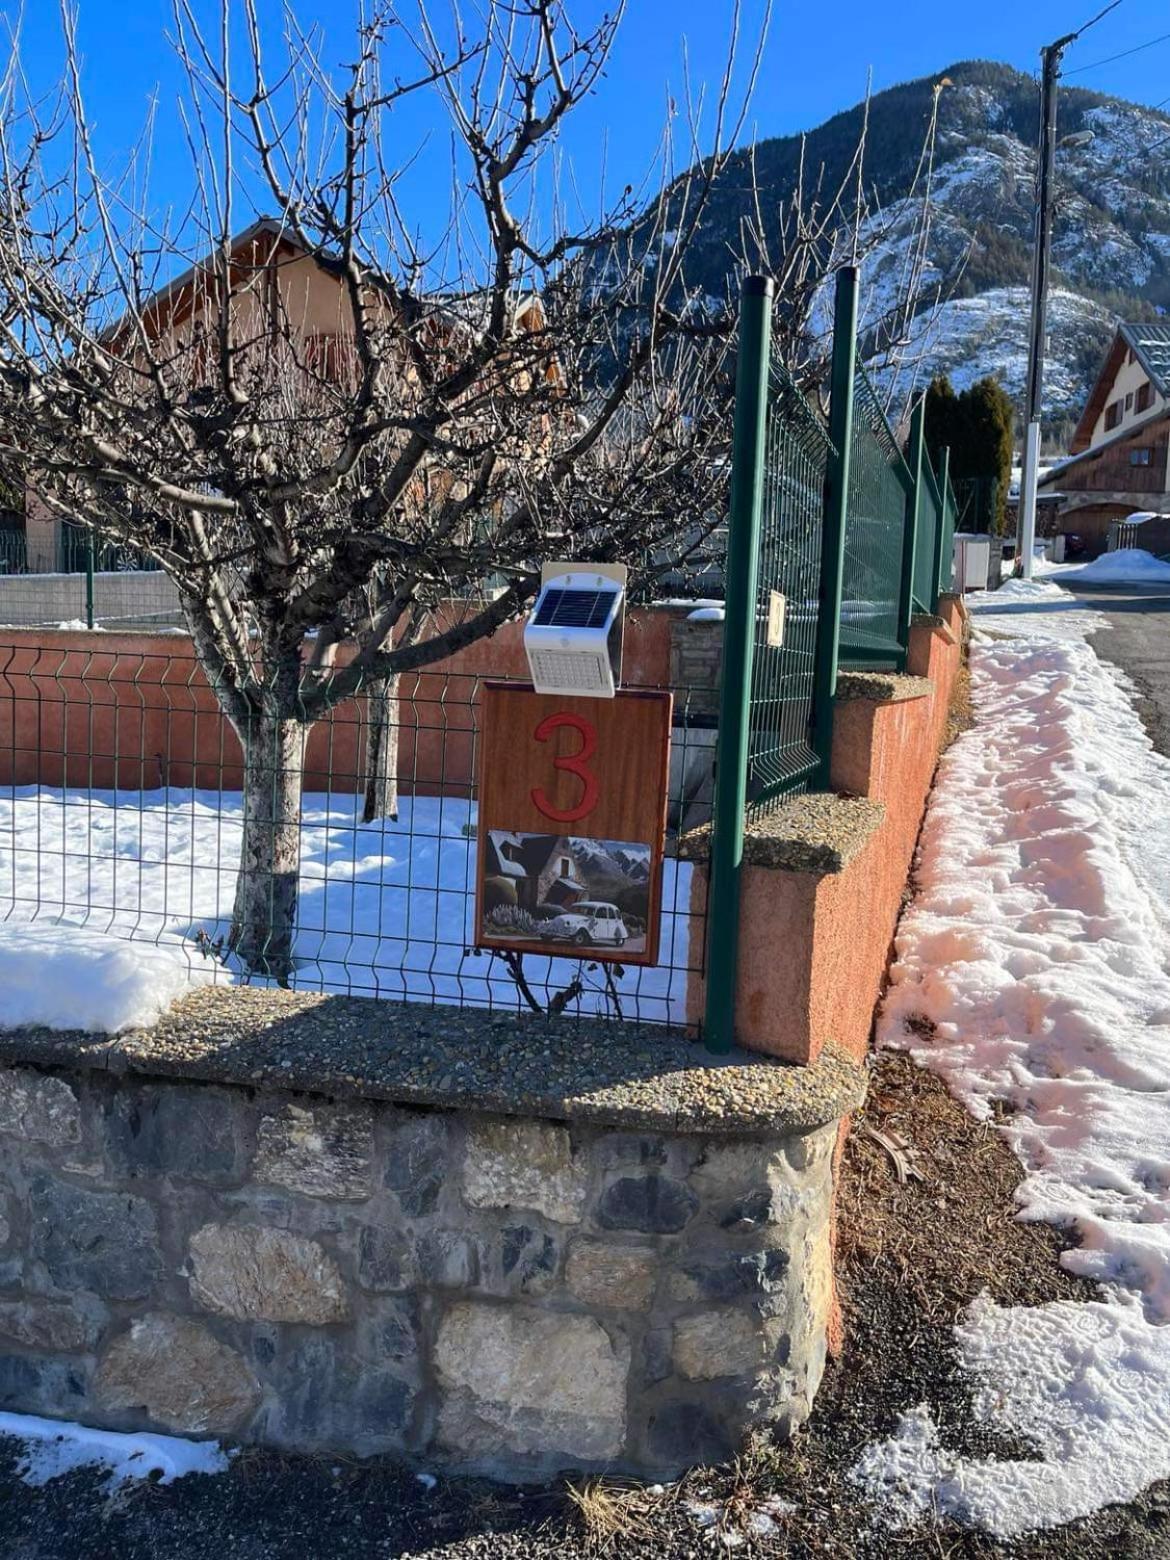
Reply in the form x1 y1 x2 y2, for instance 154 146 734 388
0 990 864 1480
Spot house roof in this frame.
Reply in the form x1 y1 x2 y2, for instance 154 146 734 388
128 216 548 345
1070 322 1170 455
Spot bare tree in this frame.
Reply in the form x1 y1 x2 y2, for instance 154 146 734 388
0 0 946 982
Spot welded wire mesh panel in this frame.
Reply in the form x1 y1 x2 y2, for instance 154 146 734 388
744 357 834 812
939 480 957 593
913 459 943 614
839 366 910 667
0 632 710 1034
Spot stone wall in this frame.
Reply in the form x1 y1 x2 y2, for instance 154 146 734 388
0 1033 849 1480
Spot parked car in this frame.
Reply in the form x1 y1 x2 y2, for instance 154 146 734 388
541 901 629 948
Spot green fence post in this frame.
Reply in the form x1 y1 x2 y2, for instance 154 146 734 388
84 531 95 631
896 398 925 659
811 266 858 788
931 446 951 610
703 274 773 1057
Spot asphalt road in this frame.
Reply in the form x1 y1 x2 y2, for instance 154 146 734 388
1066 583 1170 760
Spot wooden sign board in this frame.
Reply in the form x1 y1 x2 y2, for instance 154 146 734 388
475 683 673 966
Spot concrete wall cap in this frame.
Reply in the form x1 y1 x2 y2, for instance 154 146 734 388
835 671 934 705
0 986 866 1137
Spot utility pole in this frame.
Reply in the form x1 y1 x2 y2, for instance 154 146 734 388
1017 1 1122 581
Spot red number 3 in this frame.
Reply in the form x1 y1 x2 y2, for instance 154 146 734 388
531 713 600 824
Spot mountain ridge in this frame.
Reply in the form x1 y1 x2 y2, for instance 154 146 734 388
682 60 1170 430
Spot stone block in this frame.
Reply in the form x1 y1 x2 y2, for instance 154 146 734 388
463 1118 586 1225
0 1299 103 1353
596 1175 697 1234
257 1334 414 1454
415 1230 481 1290
785 1124 838 1174
188 1223 349 1324
366 1297 420 1366
0 1070 80 1148
671 1249 790 1308
254 1101 373 1201
0 1353 88 1417
803 1221 834 1333
673 1311 772 1381
644 1399 732 1468
104 1083 240 1184
497 1225 559 1296
356 1223 416 1293
383 1114 447 1218
435 1302 627 1464
30 1178 162 1300
95 1314 261 1434
566 1242 657 1311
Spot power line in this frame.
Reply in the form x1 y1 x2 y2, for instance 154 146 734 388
1064 29 1170 76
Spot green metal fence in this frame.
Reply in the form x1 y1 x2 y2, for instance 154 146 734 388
839 364 913 668
704 267 961 1053
913 444 944 615
744 355 835 809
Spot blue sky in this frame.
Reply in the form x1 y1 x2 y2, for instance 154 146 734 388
9 0 1170 249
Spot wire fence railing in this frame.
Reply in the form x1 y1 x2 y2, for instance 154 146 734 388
0 639 712 1033
840 364 913 668
744 354 835 811
0 267 964 1056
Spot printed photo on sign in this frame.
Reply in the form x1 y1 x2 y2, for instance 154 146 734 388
481 831 651 955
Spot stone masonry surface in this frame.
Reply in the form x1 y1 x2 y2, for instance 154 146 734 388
0 1023 849 1480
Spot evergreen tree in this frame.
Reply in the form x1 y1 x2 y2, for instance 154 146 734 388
924 374 1014 533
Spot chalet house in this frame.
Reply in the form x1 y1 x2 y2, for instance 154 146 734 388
9 218 551 573
1038 322 1170 556
482 830 587 915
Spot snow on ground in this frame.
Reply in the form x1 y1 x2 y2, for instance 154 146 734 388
0 1412 229 1486
854 577 1170 1536
0 791 693 1028
1055 548 1170 586
0 924 213 1033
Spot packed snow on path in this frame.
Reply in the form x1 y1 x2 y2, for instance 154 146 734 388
0 791 693 1030
0 1412 229 1487
854 579 1170 1536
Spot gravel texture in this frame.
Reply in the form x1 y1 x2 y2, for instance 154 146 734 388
835 670 934 703
0 987 866 1136
678 792 885 875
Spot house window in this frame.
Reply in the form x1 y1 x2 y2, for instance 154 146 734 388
1105 400 1123 431
1125 392 1134 410
1136 381 1154 413
1131 448 1153 467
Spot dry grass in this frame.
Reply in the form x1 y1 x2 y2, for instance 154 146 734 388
564 1478 659 1552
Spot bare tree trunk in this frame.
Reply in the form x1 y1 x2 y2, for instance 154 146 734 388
362 673 400 824
230 711 305 982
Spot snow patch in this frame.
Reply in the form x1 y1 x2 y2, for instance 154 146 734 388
0 791 691 1027
0 923 215 1033
853 586 1170 1534
1059 548 1170 585
0 1412 230 1487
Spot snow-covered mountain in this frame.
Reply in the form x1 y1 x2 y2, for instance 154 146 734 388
674 61 1170 424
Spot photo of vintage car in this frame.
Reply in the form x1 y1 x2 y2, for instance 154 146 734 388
539 901 630 948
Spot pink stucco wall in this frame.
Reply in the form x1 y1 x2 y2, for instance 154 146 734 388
0 607 679 793
697 607 965 1067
